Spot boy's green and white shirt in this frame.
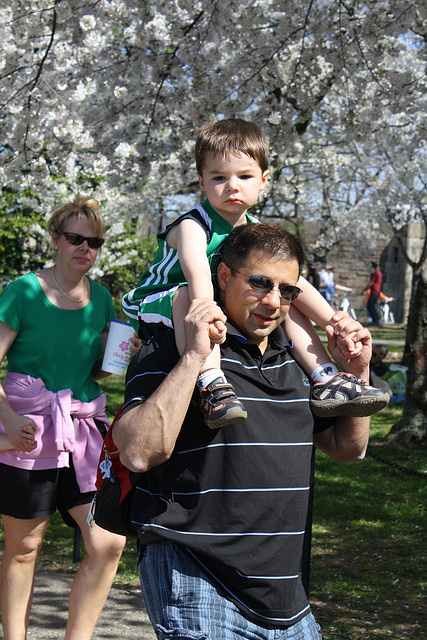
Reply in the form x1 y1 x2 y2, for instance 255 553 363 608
122 199 257 331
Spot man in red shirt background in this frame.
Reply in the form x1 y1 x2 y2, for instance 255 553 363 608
364 261 383 325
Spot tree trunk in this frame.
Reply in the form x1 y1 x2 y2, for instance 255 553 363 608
385 267 427 448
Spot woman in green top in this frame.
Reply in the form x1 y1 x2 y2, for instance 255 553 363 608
0 198 127 640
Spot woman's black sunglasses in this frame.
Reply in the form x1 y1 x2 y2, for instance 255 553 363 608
228 266 301 301
57 231 104 249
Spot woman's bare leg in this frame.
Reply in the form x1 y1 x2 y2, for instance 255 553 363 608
64 503 126 640
0 515 49 640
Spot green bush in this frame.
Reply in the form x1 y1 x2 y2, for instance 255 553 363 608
98 223 157 320
0 188 48 281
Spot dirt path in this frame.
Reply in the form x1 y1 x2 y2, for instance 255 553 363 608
0 568 156 640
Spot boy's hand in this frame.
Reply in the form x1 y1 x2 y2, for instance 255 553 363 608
329 311 363 358
208 319 227 345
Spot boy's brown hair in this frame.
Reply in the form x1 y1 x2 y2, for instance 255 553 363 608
195 119 269 174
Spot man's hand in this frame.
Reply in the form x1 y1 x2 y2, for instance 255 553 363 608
183 299 227 365
325 313 372 381
327 310 363 358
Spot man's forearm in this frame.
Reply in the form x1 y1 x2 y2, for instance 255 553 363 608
113 351 202 473
316 360 371 461
113 298 227 472
314 414 370 462
318 317 373 461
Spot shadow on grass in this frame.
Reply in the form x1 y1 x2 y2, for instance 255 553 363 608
310 405 426 639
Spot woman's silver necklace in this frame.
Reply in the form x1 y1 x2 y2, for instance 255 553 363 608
52 267 87 303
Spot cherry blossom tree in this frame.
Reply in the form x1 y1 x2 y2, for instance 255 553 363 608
1 1 423 212
1 0 426 444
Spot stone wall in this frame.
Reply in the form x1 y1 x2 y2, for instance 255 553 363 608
380 223 427 323
300 223 425 325
317 238 389 323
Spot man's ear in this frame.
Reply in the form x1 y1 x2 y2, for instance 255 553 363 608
216 262 231 291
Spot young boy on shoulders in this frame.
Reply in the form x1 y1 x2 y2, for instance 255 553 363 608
123 119 389 428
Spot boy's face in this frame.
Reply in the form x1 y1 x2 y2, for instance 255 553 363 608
198 151 269 221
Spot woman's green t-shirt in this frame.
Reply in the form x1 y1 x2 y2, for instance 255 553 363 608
0 273 116 402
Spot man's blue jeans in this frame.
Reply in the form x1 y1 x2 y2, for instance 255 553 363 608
139 540 322 640
368 292 381 323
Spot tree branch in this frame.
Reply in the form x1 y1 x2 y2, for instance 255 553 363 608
24 1 58 161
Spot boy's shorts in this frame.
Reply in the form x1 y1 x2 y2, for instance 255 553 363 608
0 458 94 528
137 286 179 341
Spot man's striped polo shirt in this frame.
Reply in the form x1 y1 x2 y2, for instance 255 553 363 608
123 326 331 627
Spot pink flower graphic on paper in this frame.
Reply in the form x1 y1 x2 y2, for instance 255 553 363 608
119 340 129 352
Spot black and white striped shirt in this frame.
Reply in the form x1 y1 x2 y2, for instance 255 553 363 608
124 326 331 627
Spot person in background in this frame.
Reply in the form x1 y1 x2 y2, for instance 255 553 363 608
318 261 353 308
307 263 320 290
365 290 394 324
369 343 393 396
0 198 128 640
364 261 383 325
370 344 390 377
318 261 336 306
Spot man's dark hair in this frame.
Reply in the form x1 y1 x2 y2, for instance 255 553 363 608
221 223 305 276
371 261 378 269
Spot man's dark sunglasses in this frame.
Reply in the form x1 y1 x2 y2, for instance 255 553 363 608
57 231 104 249
228 266 302 301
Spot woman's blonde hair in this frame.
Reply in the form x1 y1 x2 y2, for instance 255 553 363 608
47 197 104 237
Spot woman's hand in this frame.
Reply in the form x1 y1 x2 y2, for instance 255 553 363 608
4 414 38 452
129 331 142 354
0 321 37 451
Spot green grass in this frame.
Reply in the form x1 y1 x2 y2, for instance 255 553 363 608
310 403 426 639
98 372 127 422
365 324 407 343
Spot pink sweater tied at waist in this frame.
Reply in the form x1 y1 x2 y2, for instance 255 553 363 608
0 372 110 493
